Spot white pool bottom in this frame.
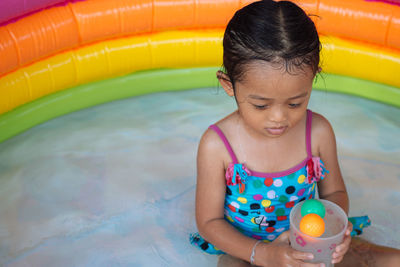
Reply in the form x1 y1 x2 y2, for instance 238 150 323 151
0 88 399 266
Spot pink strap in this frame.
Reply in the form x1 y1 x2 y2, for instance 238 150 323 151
306 109 313 158
210 110 312 164
209 125 239 164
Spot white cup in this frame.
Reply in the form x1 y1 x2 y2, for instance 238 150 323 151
289 199 348 267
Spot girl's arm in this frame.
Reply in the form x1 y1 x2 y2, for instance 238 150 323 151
313 113 352 264
313 113 349 213
195 128 257 261
195 128 318 266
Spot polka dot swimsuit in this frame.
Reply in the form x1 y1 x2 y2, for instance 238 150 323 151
190 110 328 254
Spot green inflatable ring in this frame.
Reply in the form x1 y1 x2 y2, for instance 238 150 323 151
0 67 399 143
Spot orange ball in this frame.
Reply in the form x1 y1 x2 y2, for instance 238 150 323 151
299 213 325 237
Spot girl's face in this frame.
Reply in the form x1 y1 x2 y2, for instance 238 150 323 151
220 61 315 138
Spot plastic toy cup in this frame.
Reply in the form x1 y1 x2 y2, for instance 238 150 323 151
289 199 348 267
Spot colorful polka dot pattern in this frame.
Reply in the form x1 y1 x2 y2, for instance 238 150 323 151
224 161 320 242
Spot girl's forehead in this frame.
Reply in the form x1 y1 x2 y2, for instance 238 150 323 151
237 61 314 97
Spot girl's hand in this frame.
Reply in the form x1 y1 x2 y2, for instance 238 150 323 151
331 221 353 264
255 231 325 267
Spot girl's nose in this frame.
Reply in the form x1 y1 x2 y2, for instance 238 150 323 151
269 107 286 123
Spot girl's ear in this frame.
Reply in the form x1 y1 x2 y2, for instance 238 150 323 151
216 70 235 97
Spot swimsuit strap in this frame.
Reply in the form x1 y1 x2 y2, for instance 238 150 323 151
210 109 312 164
306 109 313 158
209 125 239 164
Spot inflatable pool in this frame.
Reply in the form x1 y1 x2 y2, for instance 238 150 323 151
0 0 399 266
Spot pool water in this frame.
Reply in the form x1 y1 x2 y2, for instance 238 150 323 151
0 88 399 266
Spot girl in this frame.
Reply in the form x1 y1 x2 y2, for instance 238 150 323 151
191 0 400 266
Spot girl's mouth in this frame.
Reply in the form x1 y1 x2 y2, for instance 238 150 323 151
265 126 287 135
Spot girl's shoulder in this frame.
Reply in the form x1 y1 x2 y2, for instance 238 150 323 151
310 111 335 136
201 111 238 141
310 111 336 156
197 112 237 162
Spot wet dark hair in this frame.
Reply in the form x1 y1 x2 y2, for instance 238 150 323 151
222 0 321 84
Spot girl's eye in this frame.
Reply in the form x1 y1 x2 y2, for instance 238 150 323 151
289 103 301 108
254 105 268 110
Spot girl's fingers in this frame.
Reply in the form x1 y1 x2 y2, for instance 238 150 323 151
332 251 344 262
306 223 353 266
346 221 353 235
332 255 344 264
335 235 351 254
335 240 350 253
291 250 314 261
332 236 351 262
332 245 348 259
300 262 326 267
345 228 351 235
292 251 326 267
